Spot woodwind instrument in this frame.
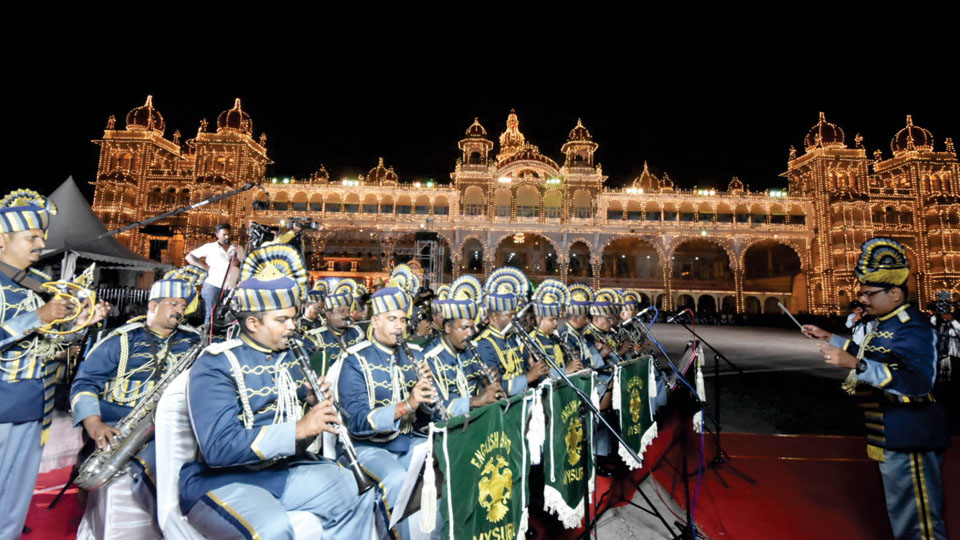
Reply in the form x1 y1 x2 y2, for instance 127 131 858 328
396 333 450 422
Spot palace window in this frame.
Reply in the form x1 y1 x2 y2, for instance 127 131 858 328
545 206 562 219
607 209 623 220
679 212 695 222
415 205 430 215
517 205 537 217
363 204 378 213
496 205 511 217
465 203 483 216
627 210 643 221
397 204 411 214
381 203 394 214
574 206 592 219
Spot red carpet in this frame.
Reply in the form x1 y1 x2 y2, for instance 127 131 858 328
26 423 960 539
529 412 960 539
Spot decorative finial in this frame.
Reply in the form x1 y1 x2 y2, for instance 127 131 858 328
788 145 797 160
378 157 384 167
145 95 154 107
233 98 242 111
874 149 884 161
259 132 267 145
818 111 826 122
198 118 208 135
577 118 583 127
946 137 955 153
854 133 864 148
173 130 181 145
106 115 116 130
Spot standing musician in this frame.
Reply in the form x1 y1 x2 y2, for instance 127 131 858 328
179 244 378 540
530 279 583 379
70 266 204 517
475 267 548 396
298 280 327 333
0 189 109 538
303 278 366 377
563 284 606 371
803 238 948 540
422 276 501 418
337 270 439 540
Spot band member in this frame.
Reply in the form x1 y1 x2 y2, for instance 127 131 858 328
530 279 583 378
70 266 204 521
185 222 245 325
422 276 501 418
584 288 633 364
803 238 948 540
299 280 327 333
179 244 377 540
620 290 641 323
303 278 365 377
338 266 438 540
0 189 109 538
563 284 606 370
475 267 547 395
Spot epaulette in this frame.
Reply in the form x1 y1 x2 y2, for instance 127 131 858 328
424 343 444 358
304 326 325 339
406 342 423 351
204 339 242 355
177 324 201 335
28 268 52 281
347 340 371 354
114 321 146 334
897 310 911 323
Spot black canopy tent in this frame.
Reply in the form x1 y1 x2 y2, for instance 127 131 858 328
40 177 173 285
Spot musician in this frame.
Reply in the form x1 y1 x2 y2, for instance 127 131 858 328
620 290 641 323
563 284 606 371
530 279 583 378
412 284 446 347
180 244 377 540
70 266 204 515
185 222 244 325
0 189 109 538
803 238 948 540
298 282 326 333
584 288 633 363
475 268 547 396
303 278 365 377
337 275 439 540
423 276 501 418
352 283 372 338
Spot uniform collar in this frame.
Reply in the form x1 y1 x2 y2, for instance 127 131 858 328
566 324 582 338
240 333 274 353
878 303 910 322
369 334 396 355
484 325 505 339
440 336 463 358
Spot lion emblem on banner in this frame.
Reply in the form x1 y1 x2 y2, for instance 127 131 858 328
630 386 644 423
478 455 513 523
565 416 584 465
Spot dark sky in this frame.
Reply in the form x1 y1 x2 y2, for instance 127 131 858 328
7 58 958 202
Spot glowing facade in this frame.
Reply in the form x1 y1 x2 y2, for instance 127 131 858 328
91 99 958 314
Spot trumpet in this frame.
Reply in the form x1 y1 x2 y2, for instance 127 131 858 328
40 264 99 335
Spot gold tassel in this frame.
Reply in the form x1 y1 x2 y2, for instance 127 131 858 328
841 369 858 395
867 444 886 462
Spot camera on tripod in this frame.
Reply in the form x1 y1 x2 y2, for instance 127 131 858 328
284 217 319 230
247 221 279 250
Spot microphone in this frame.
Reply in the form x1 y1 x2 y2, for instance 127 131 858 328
502 302 533 336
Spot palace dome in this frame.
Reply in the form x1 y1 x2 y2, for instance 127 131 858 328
217 98 253 135
804 112 845 150
125 95 164 133
631 161 659 191
567 119 593 142
891 115 934 154
465 118 487 138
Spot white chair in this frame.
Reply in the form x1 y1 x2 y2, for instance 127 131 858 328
76 473 162 540
155 371 324 540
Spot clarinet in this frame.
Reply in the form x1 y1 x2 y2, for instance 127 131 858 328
397 333 450 422
552 330 583 370
288 338 375 495
466 341 503 398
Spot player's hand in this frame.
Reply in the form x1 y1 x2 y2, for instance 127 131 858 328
296 400 340 439
408 377 437 408
819 343 858 369
802 325 831 340
83 417 122 451
37 298 72 324
565 358 585 374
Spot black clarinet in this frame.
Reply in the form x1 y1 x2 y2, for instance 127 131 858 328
289 338 375 494
552 330 583 369
397 333 450 422
466 341 503 398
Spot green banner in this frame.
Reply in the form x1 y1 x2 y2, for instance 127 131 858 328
613 356 658 469
541 371 595 529
431 391 533 540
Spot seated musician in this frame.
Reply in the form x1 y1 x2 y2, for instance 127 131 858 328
563 284 607 371
179 245 377 540
337 268 438 540
422 276 502 418
530 279 584 379
303 278 365 377
475 268 548 396
298 280 326 333
70 265 205 513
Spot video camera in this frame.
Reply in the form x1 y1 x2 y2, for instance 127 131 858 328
934 291 957 315
284 217 319 230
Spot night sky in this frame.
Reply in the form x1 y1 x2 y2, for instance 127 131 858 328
7 59 959 202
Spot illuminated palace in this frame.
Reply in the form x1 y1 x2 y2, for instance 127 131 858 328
90 97 959 315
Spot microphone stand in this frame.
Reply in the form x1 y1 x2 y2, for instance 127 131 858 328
652 314 754 488
509 311 678 540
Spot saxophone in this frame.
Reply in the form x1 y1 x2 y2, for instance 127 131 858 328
75 337 206 491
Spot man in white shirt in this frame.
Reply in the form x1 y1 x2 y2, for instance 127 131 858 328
185 223 244 325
